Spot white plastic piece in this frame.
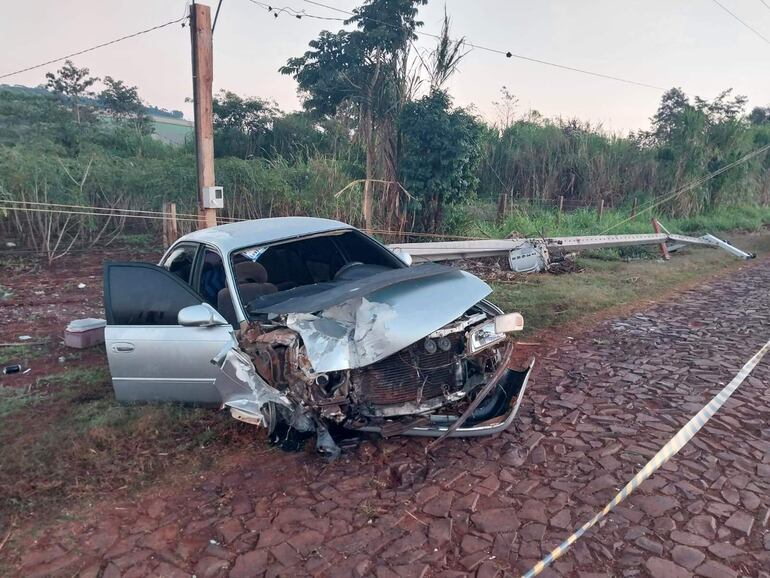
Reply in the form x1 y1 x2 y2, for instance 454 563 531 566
494 312 524 333
202 185 224 209
66 318 106 332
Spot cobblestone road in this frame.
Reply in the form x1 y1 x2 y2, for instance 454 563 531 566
11 261 770 578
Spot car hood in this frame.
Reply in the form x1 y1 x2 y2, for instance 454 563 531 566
284 267 492 373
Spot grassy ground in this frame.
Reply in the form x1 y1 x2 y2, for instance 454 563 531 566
491 231 770 337
0 363 255 521
468 203 770 240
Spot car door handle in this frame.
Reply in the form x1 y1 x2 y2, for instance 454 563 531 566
112 343 135 353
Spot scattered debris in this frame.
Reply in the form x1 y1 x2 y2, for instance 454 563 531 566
17 335 31 341
64 318 106 348
77 282 87 289
3 364 22 375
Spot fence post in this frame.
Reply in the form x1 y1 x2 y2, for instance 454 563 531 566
557 195 564 226
163 202 178 248
651 218 670 260
597 198 604 222
631 197 638 220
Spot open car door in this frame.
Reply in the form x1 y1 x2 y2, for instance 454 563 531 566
103 262 234 404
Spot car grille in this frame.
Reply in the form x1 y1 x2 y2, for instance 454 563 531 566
352 334 463 406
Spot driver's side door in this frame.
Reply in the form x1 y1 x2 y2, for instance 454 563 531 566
103 262 234 404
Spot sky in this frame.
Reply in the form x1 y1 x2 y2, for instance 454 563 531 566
2 0 770 133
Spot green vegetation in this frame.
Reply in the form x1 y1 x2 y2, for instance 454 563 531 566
1 0 769 254
0 343 49 365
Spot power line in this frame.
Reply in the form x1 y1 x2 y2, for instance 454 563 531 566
248 0 345 21
301 0 666 91
212 0 225 32
0 15 188 81
761 0 770 13
711 0 770 45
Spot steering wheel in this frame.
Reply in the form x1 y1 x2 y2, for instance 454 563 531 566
334 261 365 280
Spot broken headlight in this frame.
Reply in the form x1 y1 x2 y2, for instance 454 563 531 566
467 313 524 354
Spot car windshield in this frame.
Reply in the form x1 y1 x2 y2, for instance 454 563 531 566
228 229 403 317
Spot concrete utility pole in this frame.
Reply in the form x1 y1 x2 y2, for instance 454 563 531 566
190 2 217 229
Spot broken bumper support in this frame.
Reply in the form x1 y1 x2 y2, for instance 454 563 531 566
360 357 534 441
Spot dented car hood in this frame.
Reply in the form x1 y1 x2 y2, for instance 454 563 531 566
281 267 492 373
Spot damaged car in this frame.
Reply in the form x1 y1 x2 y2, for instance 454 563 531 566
103 217 533 456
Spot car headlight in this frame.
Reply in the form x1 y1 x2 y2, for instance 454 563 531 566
467 313 524 354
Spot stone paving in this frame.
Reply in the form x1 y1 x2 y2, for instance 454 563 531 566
9 262 770 577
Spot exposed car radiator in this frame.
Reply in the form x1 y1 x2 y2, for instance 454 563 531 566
352 334 463 406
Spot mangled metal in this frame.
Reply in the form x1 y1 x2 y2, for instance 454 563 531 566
212 337 292 427
283 269 491 372
215 267 526 455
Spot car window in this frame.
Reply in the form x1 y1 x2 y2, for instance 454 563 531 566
105 264 201 326
197 248 227 308
162 244 198 284
231 230 403 316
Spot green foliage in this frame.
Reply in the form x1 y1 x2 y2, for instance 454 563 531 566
45 60 99 123
213 90 277 159
99 76 152 135
400 90 482 231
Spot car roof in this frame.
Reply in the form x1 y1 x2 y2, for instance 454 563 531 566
175 217 355 254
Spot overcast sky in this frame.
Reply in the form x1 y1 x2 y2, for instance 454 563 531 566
3 0 770 133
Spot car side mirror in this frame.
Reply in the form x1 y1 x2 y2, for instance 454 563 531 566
178 304 229 327
393 248 413 267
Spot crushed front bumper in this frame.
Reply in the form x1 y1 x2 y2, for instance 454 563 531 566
360 358 534 438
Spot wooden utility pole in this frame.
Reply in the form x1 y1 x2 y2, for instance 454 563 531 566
162 202 178 247
190 3 217 229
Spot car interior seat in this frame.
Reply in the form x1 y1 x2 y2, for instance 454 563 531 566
217 262 278 327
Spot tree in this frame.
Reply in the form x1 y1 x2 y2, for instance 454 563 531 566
748 106 770 125
428 10 466 91
212 91 277 159
642 88 753 214
281 0 427 230
99 76 151 134
400 90 482 232
45 60 99 123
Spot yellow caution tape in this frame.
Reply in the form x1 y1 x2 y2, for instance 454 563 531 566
522 337 770 578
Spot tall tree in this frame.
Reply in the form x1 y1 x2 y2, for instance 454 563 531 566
45 60 99 123
400 90 481 232
99 76 151 134
281 0 427 231
212 90 277 158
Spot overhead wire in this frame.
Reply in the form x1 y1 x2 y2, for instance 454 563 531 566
248 0 345 21
711 0 770 45
212 0 225 32
300 0 666 91
0 15 189 80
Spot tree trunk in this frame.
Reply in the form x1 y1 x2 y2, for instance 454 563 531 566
363 108 375 232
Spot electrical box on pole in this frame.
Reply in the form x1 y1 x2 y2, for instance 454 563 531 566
190 3 218 229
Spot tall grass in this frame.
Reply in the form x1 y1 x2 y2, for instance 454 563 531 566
462 203 770 240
